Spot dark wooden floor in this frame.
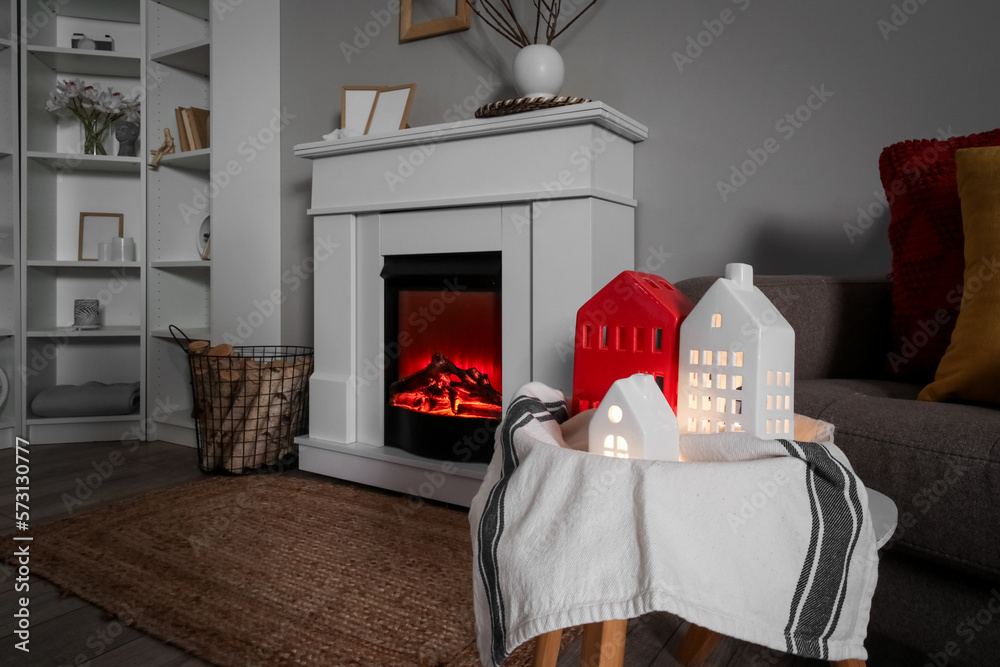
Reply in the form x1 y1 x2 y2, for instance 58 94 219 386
0 441 920 666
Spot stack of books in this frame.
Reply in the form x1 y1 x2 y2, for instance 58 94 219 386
174 107 210 151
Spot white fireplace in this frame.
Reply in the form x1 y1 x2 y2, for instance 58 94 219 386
294 102 646 506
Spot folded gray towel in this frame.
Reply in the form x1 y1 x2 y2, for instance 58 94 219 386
31 382 141 418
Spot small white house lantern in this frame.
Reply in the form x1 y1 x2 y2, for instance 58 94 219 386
589 374 680 461
676 263 795 439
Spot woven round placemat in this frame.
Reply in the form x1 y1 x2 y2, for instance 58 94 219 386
20 475 576 666
475 96 591 118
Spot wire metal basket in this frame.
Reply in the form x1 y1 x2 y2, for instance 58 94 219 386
172 327 313 474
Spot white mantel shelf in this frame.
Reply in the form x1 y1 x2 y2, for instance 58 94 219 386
294 101 648 216
294 101 647 158
296 102 645 507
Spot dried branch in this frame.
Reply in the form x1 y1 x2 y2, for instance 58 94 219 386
549 0 598 43
467 0 600 46
466 0 525 47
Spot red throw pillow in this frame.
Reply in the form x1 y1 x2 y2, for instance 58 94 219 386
880 128 1000 382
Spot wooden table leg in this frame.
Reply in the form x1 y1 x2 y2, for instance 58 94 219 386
674 623 724 665
831 661 866 667
580 619 627 667
532 628 564 667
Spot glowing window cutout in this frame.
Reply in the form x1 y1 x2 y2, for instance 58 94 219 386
785 395 791 410
703 373 712 388
734 351 743 367
785 418 791 433
702 395 712 411
718 421 726 433
767 371 774 386
703 350 713 365
718 374 727 390
688 417 697 433
701 419 712 434
732 399 742 415
712 313 722 328
733 422 743 432
733 375 743 390
688 394 698 409
690 349 699 365
766 419 773 434
718 350 728 366
716 397 726 412
689 372 698 387
608 405 623 423
616 436 628 451
786 372 792 386
604 434 614 450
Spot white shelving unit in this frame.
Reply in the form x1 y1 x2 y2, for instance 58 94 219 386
0 0 19 447
146 0 210 446
18 0 147 443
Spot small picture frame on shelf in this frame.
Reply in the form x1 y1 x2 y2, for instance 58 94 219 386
78 213 124 261
341 84 416 136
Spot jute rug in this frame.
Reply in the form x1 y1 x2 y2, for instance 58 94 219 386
23 475 579 666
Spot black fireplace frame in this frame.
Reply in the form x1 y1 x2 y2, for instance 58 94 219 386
380 251 502 463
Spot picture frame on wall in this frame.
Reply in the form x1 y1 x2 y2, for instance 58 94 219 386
78 213 123 261
400 0 471 42
341 84 417 136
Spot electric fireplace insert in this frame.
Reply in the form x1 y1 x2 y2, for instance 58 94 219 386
381 251 501 462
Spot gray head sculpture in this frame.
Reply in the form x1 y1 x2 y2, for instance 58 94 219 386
115 121 140 157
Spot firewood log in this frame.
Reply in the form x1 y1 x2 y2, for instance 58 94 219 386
261 356 312 463
223 364 284 472
187 340 210 355
192 345 239 469
217 366 261 473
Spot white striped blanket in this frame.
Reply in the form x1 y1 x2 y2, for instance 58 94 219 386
470 383 878 665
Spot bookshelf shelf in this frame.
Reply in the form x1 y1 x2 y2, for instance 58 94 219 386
150 38 210 76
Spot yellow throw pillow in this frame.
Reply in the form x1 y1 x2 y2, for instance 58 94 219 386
919 146 1000 403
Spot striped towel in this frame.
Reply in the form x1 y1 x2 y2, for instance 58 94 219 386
470 382 878 666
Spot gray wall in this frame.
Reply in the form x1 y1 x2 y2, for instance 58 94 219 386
279 0 1000 344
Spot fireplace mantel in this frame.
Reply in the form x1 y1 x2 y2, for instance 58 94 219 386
295 102 647 506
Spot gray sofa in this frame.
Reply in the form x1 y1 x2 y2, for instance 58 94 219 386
676 274 1000 666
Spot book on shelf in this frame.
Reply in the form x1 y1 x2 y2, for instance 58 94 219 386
174 107 210 151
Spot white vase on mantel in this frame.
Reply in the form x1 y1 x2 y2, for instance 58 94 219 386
513 44 564 99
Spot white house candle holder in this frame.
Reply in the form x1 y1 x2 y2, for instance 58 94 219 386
589 373 680 461
676 263 795 439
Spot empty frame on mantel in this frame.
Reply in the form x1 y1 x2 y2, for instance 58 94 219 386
341 84 416 135
400 0 470 42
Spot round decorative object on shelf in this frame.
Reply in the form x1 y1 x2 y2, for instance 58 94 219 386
0 366 8 411
513 44 565 99
198 215 211 260
475 96 591 118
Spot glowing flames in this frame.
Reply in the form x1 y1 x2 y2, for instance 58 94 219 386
389 353 502 419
